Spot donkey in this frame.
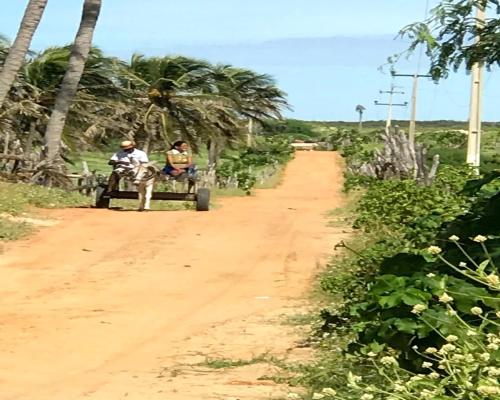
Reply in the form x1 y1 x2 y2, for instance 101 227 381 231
128 159 158 211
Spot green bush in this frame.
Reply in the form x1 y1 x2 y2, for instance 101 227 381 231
353 166 473 248
216 135 293 194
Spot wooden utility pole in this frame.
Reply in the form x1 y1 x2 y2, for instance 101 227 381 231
374 84 407 129
391 71 431 145
466 5 486 173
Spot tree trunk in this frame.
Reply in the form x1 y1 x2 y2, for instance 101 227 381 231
208 139 219 168
44 0 101 163
358 112 363 132
246 118 254 147
0 0 47 108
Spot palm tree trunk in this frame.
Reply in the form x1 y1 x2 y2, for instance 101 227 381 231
358 112 363 132
44 0 101 163
0 0 47 109
246 118 254 147
208 139 219 168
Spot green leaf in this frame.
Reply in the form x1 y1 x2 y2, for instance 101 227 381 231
379 294 403 308
393 318 421 334
401 288 432 306
477 259 489 275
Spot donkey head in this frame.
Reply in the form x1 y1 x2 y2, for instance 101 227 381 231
132 161 157 185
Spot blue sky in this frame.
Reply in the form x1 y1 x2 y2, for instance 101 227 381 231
2 0 499 121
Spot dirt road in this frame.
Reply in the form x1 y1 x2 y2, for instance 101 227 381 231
0 151 345 400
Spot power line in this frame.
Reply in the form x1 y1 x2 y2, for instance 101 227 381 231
374 82 408 129
391 71 432 144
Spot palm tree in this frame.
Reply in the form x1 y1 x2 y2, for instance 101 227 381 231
26 46 126 152
355 104 366 131
209 65 288 155
44 0 102 164
0 0 48 108
121 55 243 154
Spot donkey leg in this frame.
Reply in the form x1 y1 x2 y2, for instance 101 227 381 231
138 185 146 211
144 182 153 210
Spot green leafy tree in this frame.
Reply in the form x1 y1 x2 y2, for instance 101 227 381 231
400 0 500 79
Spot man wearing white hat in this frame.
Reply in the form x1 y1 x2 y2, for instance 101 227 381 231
107 140 149 190
108 140 149 167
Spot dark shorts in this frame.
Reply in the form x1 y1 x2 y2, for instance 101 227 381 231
162 165 196 176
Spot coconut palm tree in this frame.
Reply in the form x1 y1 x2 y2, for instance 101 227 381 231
208 65 288 158
121 54 244 153
0 0 48 108
28 46 129 153
355 104 366 131
44 0 102 165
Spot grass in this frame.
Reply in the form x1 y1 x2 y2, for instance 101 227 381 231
0 181 91 241
197 353 274 370
0 182 91 216
0 217 32 241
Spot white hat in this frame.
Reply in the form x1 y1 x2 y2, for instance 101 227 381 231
120 140 135 149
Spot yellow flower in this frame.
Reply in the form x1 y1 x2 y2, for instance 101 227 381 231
448 235 459 241
473 235 488 243
427 246 442 255
439 293 454 303
422 361 433 369
470 306 483 315
381 356 398 366
425 347 438 354
321 388 337 396
477 385 500 395
439 343 456 354
445 335 458 342
486 274 499 286
411 304 427 314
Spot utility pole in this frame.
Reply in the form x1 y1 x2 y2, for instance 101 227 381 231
374 84 407 129
466 5 486 173
391 71 431 145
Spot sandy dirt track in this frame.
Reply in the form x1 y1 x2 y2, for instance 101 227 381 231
0 151 345 400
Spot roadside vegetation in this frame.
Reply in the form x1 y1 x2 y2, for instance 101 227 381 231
0 181 90 240
274 1 500 397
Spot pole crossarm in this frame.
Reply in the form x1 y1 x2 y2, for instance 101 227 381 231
392 72 432 78
374 83 408 128
374 102 407 106
390 70 432 145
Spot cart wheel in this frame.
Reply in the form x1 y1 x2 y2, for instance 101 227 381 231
195 188 210 211
95 185 110 209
